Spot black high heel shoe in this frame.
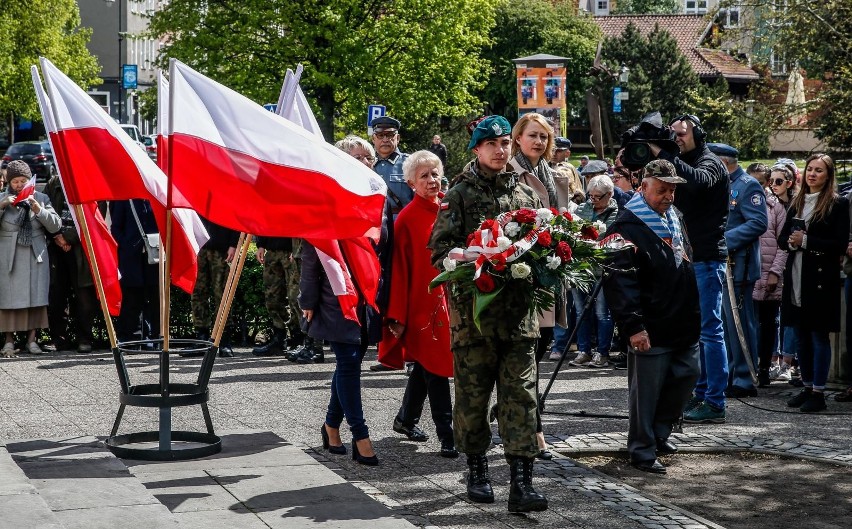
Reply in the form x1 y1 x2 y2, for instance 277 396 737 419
321 424 347 455
352 438 379 466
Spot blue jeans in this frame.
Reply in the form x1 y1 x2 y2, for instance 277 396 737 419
795 327 832 390
781 325 798 360
551 296 576 354
723 280 758 390
572 288 614 356
692 261 728 409
325 341 369 441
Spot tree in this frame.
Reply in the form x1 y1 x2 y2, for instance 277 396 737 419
478 0 600 123
0 0 100 129
149 0 495 138
728 0 852 149
613 0 680 14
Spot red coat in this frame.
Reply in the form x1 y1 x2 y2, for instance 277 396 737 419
378 193 453 377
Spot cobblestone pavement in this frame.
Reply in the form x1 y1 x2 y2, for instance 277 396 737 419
1 348 850 528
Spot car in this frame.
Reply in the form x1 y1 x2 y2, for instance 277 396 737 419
119 124 146 153
1 140 56 182
141 135 157 161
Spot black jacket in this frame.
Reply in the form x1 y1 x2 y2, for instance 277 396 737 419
778 195 849 333
109 199 158 288
657 143 729 262
255 236 293 252
201 217 240 252
603 208 700 349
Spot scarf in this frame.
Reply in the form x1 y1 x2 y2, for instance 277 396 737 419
625 192 686 267
515 152 558 207
8 202 33 247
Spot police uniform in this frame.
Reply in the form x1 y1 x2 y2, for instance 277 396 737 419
712 144 768 394
372 116 413 215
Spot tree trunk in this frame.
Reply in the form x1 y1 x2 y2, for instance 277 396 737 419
313 85 336 141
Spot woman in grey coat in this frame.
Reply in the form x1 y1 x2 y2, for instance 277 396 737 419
0 161 61 356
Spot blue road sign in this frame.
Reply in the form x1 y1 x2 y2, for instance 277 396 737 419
613 87 622 114
122 64 137 89
368 105 386 127
263 103 278 113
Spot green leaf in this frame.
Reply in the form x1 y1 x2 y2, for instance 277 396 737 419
473 285 504 332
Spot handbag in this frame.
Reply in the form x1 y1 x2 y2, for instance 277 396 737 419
129 201 160 265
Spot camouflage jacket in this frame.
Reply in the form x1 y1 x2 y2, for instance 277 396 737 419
428 165 542 346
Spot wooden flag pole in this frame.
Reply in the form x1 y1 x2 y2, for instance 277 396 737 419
74 204 118 349
211 233 252 346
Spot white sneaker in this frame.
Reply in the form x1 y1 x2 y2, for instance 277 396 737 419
1 342 15 358
768 361 781 380
26 342 44 355
568 352 592 367
589 352 609 368
776 364 792 381
548 350 563 361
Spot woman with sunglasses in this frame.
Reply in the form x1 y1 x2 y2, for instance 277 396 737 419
778 154 849 412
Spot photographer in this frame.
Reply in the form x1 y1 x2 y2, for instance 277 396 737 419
646 114 730 424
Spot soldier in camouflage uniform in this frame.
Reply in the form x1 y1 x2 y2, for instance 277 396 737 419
428 115 548 513
252 237 304 356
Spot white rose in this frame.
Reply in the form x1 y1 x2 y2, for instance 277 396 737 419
510 262 532 279
535 208 554 224
443 256 457 271
594 220 607 233
497 236 512 251
546 255 561 270
504 221 521 237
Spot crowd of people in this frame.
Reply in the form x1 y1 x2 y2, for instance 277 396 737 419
2 109 852 511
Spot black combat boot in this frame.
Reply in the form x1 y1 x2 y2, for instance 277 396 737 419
296 338 324 364
252 328 287 357
465 454 494 503
507 456 548 513
284 329 305 351
287 336 313 362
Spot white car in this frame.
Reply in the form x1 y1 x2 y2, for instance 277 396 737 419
119 124 146 153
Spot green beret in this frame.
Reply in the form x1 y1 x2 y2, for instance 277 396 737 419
468 115 511 150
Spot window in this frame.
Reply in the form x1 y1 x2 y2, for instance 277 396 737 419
685 0 708 14
770 51 787 76
596 1 609 15
719 7 741 28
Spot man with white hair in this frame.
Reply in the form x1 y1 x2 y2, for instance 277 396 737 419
603 159 701 474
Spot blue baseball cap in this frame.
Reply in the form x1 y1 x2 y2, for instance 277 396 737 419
467 115 512 150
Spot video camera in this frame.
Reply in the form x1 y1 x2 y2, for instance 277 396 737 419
619 111 679 171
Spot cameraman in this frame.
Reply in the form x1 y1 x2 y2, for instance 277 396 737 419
648 115 730 424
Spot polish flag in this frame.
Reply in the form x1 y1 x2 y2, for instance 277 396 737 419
276 66 381 320
156 71 169 173
167 59 386 240
30 66 122 316
37 58 209 294
11 175 37 206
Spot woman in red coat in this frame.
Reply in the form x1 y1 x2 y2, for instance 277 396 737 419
378 150 456 458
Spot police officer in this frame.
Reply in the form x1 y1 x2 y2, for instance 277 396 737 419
428 115 547 513
710 143 768 396
252 236 304 357
371 116 412 216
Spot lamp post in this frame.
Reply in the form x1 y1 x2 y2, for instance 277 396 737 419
104 0 123 122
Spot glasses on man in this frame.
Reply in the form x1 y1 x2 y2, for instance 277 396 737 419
770 177 788 186
588 193 608 201
374 131 397 140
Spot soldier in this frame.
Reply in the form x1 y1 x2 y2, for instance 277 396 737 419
709 144 767 397
371 116 412 216
252 236 305 357
428 115 548 513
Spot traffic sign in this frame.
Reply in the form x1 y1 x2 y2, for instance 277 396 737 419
367 104 386 135
263 103 278 113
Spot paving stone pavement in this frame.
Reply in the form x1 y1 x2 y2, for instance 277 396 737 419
0 348 850 528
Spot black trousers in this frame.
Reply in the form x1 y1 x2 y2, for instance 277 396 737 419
396 361 453 442
755 299 781 371
116 283 160 342
534 327 554 434
48 246 97 345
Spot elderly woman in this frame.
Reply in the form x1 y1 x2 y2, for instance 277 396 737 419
378 150 456 458
0 161 61 356
568 175 619 369
307 134 390 465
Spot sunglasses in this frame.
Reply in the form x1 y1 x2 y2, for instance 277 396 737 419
770 178 789 186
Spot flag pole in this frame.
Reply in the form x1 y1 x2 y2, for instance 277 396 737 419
211 233 252 346
74 204 118 349
161 210 173 351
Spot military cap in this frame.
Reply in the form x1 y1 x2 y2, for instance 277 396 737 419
5 160 32 180
467 115 511 149
582 159 608 175
643 159 686 183
554 137 572 150
371 115 401 132
707 143 739 158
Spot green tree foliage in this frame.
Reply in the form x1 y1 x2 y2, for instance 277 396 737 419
613 0 680 14
730 0 852 149
599 23 701 141
0 0 100 121
479 0 600 123
149 0 495 138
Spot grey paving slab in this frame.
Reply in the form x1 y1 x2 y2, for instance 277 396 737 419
52 503 180 529
0 490 64 529
171 506 270 529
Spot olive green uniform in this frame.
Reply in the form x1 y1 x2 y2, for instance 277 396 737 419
428 165 542 458
257 238 302 338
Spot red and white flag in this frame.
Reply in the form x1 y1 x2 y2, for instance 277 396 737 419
30 65 122 316
37 58 209 294
276 66 381 320
167 59 386 240
11 175 37 206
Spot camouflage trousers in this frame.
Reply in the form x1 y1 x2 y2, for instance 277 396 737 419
453 338 539 458
262 249 300 336
191 247 230 330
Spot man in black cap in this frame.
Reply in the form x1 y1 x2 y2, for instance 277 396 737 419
550 137 584 205
371 116 412 215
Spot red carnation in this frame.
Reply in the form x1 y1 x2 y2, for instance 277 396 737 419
581 224 599 240
515 208 537 224
491 254 507 272
537 231 552 247
562 211 573 221
550 207 559 216
475 273 496 293
556 241 573 263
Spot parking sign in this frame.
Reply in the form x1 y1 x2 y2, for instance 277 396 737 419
367 104 386 135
